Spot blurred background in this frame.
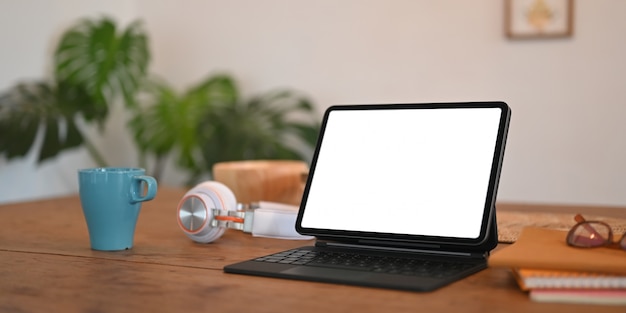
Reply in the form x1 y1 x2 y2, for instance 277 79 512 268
1 0 625 207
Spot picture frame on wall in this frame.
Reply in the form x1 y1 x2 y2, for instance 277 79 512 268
505 0 574 39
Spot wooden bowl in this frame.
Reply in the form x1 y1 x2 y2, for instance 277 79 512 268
212 160 308 205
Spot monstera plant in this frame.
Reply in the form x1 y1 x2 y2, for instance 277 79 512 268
0 17 149 166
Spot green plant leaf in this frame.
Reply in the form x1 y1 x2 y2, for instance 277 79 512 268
54 17 150 110
0 81 87 163
128 74 239 177
196 88 320 176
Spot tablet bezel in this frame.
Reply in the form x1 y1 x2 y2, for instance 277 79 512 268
295 102 511 251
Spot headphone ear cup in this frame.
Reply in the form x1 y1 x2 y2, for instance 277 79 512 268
177 181 238 243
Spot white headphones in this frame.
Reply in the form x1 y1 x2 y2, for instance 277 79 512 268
176 181 313 243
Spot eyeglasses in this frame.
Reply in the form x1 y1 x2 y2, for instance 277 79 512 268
566 214 626 250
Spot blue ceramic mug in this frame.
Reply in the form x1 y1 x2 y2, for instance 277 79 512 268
78 167 157 251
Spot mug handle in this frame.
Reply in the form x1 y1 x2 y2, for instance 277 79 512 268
130 176 158 203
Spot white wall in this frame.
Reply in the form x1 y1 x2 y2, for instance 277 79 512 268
1 0 625 207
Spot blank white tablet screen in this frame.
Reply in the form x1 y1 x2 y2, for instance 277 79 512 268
300 107 502 239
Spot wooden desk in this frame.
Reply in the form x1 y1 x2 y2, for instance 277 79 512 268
1 187 625 312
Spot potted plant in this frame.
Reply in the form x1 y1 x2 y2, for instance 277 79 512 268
0 15 321 185
129 74 320 185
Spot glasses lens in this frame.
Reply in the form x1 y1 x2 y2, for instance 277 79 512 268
567 222 612 248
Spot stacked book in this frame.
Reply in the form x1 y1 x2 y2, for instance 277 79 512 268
489 227 626 306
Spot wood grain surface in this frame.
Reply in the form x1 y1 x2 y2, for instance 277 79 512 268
1 187 625 312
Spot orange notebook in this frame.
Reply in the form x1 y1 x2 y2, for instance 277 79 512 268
488 227 626 275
